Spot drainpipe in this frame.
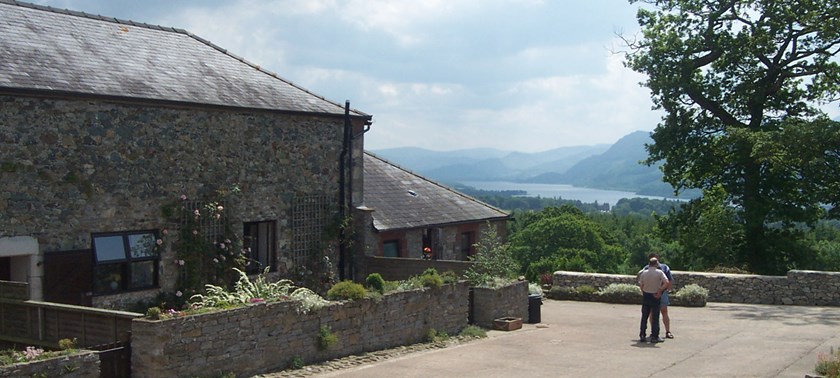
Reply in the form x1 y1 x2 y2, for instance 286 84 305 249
346 109 372 282
338 101 351 281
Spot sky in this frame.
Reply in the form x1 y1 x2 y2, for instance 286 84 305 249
29 1 672 152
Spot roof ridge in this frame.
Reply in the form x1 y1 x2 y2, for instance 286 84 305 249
182 30 365 116
364 151 509 215
3 0 187 33
2 0 370 117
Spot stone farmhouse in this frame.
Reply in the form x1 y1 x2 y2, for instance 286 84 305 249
0 0 371 309
358 152 510 279
362 152 509 260
0 1 511 310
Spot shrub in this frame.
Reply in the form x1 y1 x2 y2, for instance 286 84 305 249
815 347 840 377
548 286 575 299
419 268 443 289
597 283 640 303
673 284 709 303
576 285 597 294
464 223 520 286
540 273 554 286
382 280 402 293
288 356 304 370
190 268 328 314
524 256 562 283
440 270 459 284
58 338 77 351
597 283 639 296
707 265 752 274
425 328 449 343
145 307 162 320
459 325 487 339
327 280 367 301
365 273 386 293
317 325 338 350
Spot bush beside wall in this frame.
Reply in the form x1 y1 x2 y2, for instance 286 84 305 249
552 270 840 306
131 282 469 377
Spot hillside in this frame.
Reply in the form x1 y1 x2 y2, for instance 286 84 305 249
370 130 691 196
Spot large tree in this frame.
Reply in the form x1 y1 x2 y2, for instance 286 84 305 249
625 0 840 274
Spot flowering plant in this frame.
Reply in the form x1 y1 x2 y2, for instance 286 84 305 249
163 186 247 293
190 268 328 314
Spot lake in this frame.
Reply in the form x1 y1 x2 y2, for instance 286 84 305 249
460 181 684 207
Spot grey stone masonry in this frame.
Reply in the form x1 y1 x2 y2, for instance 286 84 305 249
1 94 350 306
0 350 99 378
1 95 343 251
470 280 529 328
131 282 470 377
553 270 840 306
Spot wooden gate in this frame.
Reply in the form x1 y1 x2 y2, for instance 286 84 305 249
96 341 131 378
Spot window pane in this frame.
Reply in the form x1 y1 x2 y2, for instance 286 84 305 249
130 260 155 289
93 235 127 262
128 233 157 258
244 221 276 274
94 263 123 293
383 241 399 257
460 232 472 251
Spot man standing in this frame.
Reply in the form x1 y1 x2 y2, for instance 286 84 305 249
638 258 670 343
643 253 674 339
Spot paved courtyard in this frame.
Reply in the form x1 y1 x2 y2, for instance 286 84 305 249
305 299 840 377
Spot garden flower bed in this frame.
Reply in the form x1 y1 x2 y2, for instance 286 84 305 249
131 281 470 377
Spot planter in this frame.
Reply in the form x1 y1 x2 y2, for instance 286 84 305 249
493 317 522 331
470 281 529 328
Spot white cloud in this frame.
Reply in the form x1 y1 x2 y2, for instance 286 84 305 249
30 0 655 152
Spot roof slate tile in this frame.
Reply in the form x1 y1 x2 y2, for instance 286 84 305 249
363 152 509 231
0 0 367 116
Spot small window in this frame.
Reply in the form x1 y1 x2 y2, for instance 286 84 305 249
383 240 399 257
460 232 474 259
92 230 160 294
244 221 276 274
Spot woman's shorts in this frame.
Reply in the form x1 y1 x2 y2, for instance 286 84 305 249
660 291 670 306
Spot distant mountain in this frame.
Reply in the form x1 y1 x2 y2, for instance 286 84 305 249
371 144 610 183
369 130 694 196
369 147 510 172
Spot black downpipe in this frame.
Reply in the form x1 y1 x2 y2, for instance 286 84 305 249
338 101 351 281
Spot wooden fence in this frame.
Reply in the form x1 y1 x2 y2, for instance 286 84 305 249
0 281 141 349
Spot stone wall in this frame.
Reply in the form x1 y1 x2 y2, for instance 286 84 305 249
131 282 470 377
0 95 352 305
470 280 529 328
0 350 100 378
552 270 840 306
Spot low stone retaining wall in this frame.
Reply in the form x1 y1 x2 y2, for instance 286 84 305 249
553 270 840 306
470 280 529 328
0 350 99 377
131 282 470 377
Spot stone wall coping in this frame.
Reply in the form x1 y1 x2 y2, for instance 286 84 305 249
552 269 840 307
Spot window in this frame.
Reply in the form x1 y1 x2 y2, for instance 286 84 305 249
244 221 276 274
383 240 400 257
92 231 159 294
460 231 474 259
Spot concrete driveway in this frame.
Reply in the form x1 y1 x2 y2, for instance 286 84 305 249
315 299 840 377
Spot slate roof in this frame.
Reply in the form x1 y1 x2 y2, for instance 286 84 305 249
363 151 509 231
0 0 368 117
